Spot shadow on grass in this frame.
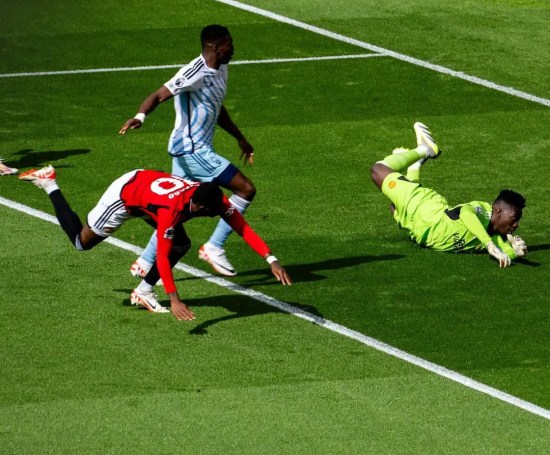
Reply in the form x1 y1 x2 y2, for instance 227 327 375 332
236 254 404 285
526 243 550 253
173 254 404 286
10 148 91 168
116 290 323 335
513 243 550 267
186 294 321 336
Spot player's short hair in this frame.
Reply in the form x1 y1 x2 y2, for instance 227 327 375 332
494 189 526 210
193 182 224 213
201 24 230 47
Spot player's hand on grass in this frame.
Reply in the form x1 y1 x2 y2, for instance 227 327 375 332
169 295 196 321
271 261 292 285
238 139 254 165
507 234 528 257
487 242 512 268
119 118 143 135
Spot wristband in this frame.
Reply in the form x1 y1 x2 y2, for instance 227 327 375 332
134 113 146 123
266 255 278 265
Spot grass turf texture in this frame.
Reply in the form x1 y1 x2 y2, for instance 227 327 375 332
1 207 549 454
1 0 549 453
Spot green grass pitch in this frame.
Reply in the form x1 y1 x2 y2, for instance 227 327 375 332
1 0 549 453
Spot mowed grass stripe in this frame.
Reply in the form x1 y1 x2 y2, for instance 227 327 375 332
216 0 550 107
2 376 548 454
1 194 548 421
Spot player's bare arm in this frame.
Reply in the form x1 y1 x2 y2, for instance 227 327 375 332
119 86 174 134
268 258 292 285
168 292 196 321
217 105 254 165
460 210 511 268
222 208 292 284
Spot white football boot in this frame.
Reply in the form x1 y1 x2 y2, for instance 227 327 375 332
18 165 57 189
130 289 170 313
0 158 18 176
198 242 237 276
413 122 441 158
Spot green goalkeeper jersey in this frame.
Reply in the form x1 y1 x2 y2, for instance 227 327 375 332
406 198 516 259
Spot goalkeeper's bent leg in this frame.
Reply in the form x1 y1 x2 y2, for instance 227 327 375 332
406 160 422 183
377 148 428 172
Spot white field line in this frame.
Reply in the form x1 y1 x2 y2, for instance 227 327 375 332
1 194 549 421
0 54 382 78
216 0 550 108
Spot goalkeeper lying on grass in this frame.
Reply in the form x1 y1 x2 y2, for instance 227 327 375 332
370 122 527 267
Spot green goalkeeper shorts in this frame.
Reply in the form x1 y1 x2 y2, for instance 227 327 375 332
381 172 449 242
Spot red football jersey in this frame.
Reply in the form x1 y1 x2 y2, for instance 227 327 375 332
120 170 270 294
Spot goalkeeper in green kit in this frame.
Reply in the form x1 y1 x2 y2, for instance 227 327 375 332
370 122 527 267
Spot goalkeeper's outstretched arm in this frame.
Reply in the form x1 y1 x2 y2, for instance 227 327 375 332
459 204 513 267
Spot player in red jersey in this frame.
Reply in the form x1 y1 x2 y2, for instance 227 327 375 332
19 166 292 321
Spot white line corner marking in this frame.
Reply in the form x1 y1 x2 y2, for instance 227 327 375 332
1 195 548 421
215 0 550 108
0 54 382 79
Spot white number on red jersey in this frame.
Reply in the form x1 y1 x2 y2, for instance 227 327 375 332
150 177 198 200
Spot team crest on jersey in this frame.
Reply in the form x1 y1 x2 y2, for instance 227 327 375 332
224 205 235 217
163 227 175 239
174 77 186 87
475 206 490 220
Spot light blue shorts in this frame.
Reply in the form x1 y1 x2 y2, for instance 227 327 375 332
170 148 238 186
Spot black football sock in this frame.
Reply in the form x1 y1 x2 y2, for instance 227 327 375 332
48 189 83 246
143 243 190 287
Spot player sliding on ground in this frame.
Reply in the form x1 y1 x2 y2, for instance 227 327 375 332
19 166 292 320
370 122 527 267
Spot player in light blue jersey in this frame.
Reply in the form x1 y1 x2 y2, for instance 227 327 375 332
120 25 256 278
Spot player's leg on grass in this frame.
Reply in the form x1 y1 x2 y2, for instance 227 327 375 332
19 166 105 250
132 155 254 278
131 233 157 278
199 168 256 277
132 226 191 313
371 151 425 190
50 192 104 250
392 148 423 183
371 121 441 189
371 122 441 221
144 230 191 289
0 157 18 176
211 169 256 246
